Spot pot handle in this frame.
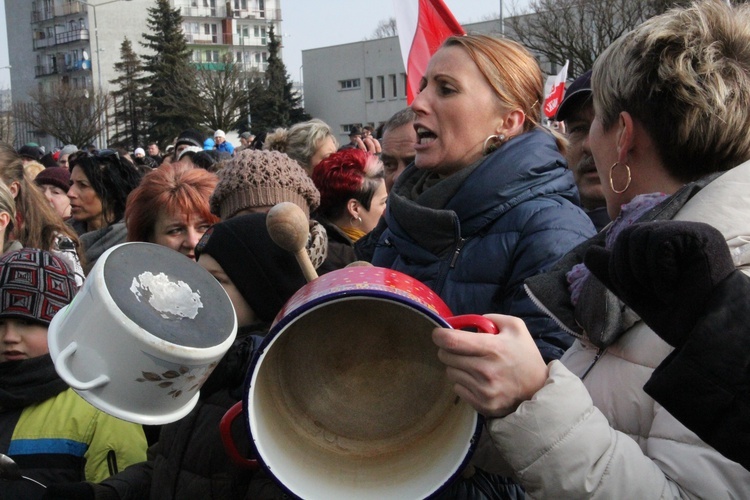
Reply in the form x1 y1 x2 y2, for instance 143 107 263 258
445 314 499 334
220 402 259 470
55 342 110 390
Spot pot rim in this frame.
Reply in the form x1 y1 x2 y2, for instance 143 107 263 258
242 288 483 499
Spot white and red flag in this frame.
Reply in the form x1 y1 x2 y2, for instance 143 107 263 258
543 60 569 119
393 0 465 104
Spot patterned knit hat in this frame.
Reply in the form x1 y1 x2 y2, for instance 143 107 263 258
0 249 77 326
210 149 320 220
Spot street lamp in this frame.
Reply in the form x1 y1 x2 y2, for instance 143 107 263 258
78 0 131 146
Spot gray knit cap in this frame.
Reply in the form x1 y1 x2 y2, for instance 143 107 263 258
60 144 78 156
210 149 320 220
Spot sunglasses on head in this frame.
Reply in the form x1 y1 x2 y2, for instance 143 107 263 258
69 149 120 167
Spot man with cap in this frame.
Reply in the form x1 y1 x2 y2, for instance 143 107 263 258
338 126 367 152
17 144 43 165
0 249 147 497
555 70 610 231
236 132 254 153
213 129 235 155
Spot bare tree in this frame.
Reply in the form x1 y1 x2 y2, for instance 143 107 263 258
13 82 110 146
194 53 253 132
370 17 398 39
508 0 689 78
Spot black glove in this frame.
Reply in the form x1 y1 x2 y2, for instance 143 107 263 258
42 482 95 500
584 220 735 347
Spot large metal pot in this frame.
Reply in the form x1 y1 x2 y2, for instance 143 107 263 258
222 265 496 499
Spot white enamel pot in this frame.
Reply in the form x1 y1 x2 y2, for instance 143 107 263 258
48 242 237 425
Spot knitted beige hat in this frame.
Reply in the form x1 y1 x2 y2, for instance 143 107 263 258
210 150 320 220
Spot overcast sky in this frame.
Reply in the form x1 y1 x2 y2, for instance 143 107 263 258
0 0 512 89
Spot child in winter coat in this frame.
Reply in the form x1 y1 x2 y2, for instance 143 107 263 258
0 248 147 497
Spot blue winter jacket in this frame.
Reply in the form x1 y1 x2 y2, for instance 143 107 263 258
372 129 596 362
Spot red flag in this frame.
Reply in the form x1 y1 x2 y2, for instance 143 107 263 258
543 61 569 119
394 0 465 104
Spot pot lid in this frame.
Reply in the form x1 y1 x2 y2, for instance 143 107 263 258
103 243 235 349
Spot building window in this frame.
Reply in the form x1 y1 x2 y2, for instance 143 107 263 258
342 124 362 134
389 74 397 98
365 77 373 100
339 79 361 90
377 76 385 99
402 73 407 97
234 0 247 9
236 24 249 40
205 50 220 62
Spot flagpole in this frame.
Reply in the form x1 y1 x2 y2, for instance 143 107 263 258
500 1 504 35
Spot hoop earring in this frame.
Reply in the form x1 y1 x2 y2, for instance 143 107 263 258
609 161 632 194
351 216 362 226
482 134 506 156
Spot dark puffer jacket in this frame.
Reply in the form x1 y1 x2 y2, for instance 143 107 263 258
372 129 595 362
92 328 285 500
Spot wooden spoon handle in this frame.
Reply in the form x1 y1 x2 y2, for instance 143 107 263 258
266 202 319 282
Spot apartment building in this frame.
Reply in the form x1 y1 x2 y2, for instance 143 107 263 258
4 0 280 149
177 0 280 73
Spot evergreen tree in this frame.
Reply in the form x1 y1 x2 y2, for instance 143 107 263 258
140 0 202 146
109 38 148 149
246 25 309 134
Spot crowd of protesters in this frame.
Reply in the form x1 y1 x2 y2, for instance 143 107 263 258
1 1 749 498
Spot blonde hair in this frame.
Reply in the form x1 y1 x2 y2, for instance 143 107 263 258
593 1 750 181
264 119 338 172
0 143 79 251
23 161 46 179
442 35 566 153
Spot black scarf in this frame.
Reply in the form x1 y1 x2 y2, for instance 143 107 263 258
0 355 68 410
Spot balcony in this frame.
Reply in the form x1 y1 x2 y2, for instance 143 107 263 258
179 5 227 18
33 36 55 50
185 33 218 44
59 2 86 16
35 65 58 77
31 9 55 23
233 35 266 48
56 29 90 45
191 61 267 73
64 59 92 73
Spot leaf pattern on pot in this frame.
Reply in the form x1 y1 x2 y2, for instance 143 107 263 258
136 363 218 398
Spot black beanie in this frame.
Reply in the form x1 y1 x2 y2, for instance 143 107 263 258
175 129 205 149
195 213 306 323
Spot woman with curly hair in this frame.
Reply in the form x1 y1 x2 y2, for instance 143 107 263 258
67 148 142 273
264 118 338 174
